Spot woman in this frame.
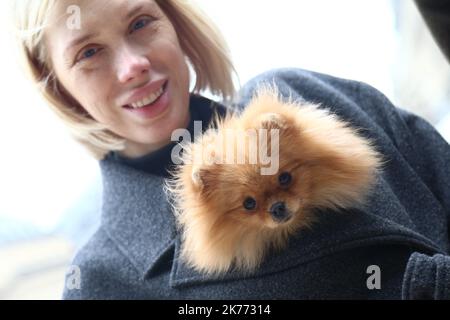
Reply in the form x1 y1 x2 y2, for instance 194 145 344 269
15 0 450 299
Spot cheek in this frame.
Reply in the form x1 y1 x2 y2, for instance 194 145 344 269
289 168 314 200
284 197 303 214
67 77 117 124
153 38 188 79
229 210 262 228
64 67 107 100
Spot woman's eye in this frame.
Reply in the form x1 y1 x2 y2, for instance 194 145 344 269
83 48 98 58
130 17 151 33
77 47 100 62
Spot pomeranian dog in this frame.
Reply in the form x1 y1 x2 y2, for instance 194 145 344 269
165 86 383 275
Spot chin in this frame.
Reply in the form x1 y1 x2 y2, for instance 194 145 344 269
165 86 384 275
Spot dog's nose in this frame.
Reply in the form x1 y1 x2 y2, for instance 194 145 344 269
269 201 291 223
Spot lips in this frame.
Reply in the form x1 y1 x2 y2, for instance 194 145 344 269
129 85 164 108
122 80 170 119
122 79 168 109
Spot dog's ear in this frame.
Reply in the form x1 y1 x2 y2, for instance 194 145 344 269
191 166 205 188
258 112 288 130
191 166 215 192
191 165 220 196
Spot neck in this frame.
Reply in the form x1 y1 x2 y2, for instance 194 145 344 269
119 110 191 159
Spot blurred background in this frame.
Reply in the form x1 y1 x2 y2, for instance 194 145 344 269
0 0 449 299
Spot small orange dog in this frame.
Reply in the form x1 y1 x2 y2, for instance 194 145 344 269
165 87 383 275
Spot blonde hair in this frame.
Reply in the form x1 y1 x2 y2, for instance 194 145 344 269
14 0 237 159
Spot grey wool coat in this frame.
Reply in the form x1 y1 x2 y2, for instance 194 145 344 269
63 68 450 299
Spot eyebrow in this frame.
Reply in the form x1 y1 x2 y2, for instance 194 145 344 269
64 4 149 55
125 4 145 20
65 32 99 55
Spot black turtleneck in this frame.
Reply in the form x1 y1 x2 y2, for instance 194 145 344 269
105 94 228 177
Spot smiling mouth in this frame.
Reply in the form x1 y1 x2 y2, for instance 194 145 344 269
123 81 168 109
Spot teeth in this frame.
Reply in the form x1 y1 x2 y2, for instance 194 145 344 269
130 85 164 108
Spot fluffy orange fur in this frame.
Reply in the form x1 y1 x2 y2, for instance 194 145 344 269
165 87 384 275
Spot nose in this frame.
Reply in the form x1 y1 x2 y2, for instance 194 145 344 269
116 45 151 84
269 201 291 223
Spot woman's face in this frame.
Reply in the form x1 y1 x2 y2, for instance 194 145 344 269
46 0 190 157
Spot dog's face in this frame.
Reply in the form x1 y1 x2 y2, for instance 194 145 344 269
189 112 317 230
194 163 315 230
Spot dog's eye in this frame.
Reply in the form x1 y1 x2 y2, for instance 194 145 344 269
243 197 257 211
278 172 292 186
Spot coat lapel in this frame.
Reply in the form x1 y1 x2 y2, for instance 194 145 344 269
100 157 177 279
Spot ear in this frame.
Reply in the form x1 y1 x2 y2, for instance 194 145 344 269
258 112 288 130
191 166 205 189
192 165 216 192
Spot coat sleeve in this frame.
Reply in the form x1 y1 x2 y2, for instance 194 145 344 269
355 76 450 300
402 252 450 299
355 78 450 238
394 109 450 300
394 107 450 219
